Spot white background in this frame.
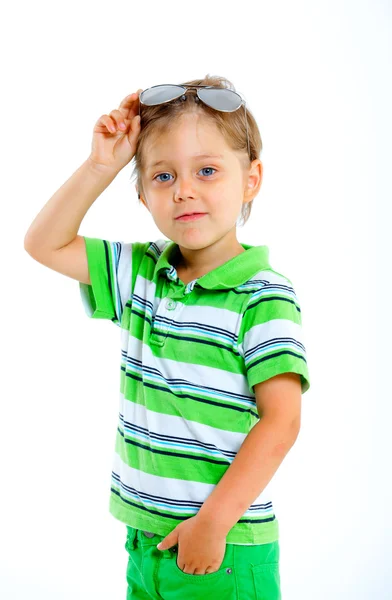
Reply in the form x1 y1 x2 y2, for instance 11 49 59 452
2 0 390 598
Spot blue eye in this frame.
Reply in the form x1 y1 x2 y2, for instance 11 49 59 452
201 167 216 176
155 173 171 182
154 167 216 182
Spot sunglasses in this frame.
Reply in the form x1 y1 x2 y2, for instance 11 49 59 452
138 84 250 158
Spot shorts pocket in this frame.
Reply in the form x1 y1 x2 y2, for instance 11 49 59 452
251 562 281 600
170 547 237 599
173 556 232 580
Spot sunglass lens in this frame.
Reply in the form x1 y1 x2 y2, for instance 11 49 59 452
140 85 185 106
198 88 242 111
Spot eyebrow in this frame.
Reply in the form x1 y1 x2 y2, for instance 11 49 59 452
147 154 225 170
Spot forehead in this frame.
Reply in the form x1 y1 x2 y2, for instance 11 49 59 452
144 114 231 169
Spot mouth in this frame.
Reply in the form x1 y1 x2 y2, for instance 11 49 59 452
175 212 207 222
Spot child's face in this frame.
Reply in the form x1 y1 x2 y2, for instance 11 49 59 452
139 113 259 250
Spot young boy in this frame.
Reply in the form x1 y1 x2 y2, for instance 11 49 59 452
24 79 310 599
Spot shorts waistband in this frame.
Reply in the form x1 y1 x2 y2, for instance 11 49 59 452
126 526 169 549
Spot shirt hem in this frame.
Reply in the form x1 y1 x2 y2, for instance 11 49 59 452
109 493 279 545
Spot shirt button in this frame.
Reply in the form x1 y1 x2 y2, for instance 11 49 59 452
166 299 177 310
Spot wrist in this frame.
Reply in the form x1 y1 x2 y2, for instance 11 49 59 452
196 509 232 537
87 156 121 178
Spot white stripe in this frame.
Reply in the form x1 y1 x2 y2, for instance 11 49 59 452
121 337 256 412
120 394 248 455
240 318 306 362
111 450 275 517
114 241 133 313
133 272 246 333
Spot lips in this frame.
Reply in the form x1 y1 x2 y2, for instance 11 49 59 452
175 212 207 221
175 212 206 219
176 212 203 218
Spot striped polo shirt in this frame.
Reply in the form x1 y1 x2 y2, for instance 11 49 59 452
79 237 310 545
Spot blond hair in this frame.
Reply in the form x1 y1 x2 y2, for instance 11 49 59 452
130 74 262 227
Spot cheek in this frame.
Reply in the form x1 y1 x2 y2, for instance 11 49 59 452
211 189 238 210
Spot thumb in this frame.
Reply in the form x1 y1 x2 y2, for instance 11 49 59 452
157 530 179 551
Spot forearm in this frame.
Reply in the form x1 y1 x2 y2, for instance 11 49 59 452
24 158 119 254
197 417 299 535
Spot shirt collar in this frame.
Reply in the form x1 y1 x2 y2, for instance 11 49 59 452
153 240 272 290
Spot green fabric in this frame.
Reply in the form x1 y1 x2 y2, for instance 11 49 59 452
79 236 311 545
79 236 118 321
125 526 281 599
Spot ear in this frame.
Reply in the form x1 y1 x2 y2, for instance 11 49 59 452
244 159 263 202
136 188 150 212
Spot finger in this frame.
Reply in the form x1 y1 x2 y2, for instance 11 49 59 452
119 89 143 120
101 115 117 133
119 89 142 111
124 114 140 139
119 89 142 106
109 109 128 131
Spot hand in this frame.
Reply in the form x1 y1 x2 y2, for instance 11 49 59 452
89 89 143 173
156 514 227 575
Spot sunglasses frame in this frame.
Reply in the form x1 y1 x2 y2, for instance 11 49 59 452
138 84 250 159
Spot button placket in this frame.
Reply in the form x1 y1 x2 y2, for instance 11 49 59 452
150 294 179 346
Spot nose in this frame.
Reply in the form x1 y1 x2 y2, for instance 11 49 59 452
173 174 198 201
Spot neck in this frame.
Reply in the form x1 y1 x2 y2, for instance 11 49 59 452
174 233 246 275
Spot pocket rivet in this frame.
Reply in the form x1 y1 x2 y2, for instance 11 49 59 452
226 568 232 574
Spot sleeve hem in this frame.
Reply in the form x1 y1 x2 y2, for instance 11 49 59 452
79 237 115 320
247 360 310 395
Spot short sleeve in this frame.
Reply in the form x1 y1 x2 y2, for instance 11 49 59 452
238 274 310 395
79 236 133 326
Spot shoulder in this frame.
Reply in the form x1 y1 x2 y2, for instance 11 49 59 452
239 267 302 333
243 267 298 305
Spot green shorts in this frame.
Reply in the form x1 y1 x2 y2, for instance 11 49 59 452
125 526 281 599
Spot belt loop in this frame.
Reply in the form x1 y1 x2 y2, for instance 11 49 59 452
132 528 138 550
127 526 139 550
